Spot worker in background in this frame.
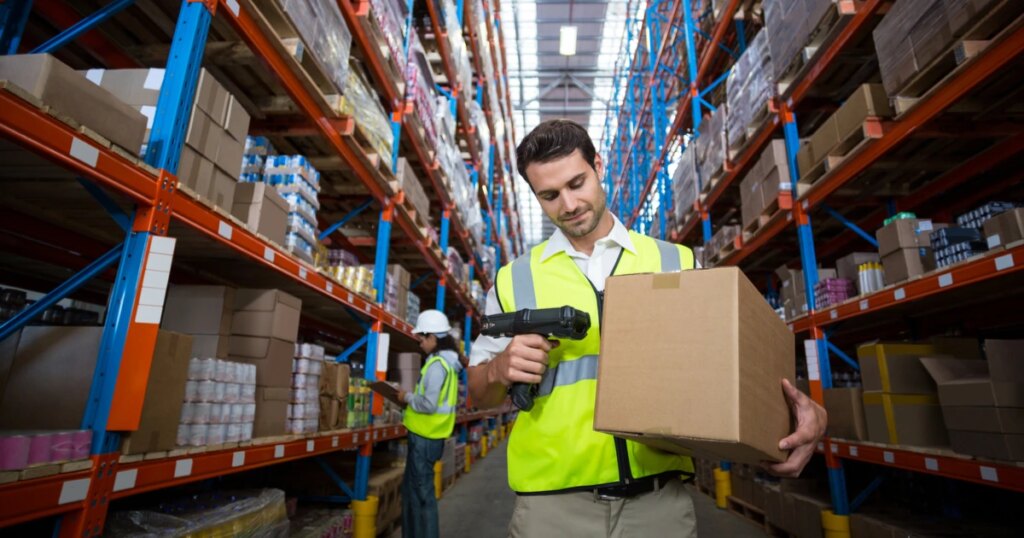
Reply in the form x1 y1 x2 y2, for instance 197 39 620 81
467 119 827 536
397 309 463 538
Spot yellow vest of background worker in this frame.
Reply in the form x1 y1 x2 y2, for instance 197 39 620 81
403 354 459 439
495 230 695 493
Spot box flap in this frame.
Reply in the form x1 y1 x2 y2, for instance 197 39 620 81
919 356 989 384
234 288 302 311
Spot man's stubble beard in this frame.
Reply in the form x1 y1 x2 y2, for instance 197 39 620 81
558 196 608 239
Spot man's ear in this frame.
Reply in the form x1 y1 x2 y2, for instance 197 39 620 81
593 153 604 178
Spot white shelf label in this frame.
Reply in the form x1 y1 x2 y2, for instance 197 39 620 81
352 433 359 444
849 446 858 457
938 273 953 288
69 138 99 167
894 288 906 301
226 0 240 16
883 451 895 464
364 433 370 442
327 282 333 293
995 254 1014 271
925 458 939 471
299 267 308 279
373 430 379 440
232 451 246 467
174 459 193 478
307 440 315 452
804 340 820 381
830 309 838 319
859 300 869 311
980 466 999 482
347 292 353 302
113 470 137 492
218 221 232 240
332 436 339 448
264 247 275 262
987 234 1001 249
58 478 91 505
274 445 285 458
830 444 839 454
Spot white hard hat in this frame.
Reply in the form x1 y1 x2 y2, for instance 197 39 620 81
413 309 451 335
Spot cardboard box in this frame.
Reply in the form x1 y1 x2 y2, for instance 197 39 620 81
387 265 412 290
948 431 1024 461
809 115 841 163
940 406 1024 434
232 289 302 342
594 268 796 464
824 388 868 440
835 252 880 284
228 336 293 387
185 106 212 156
208 169 236 210
178 145 215 196
796 143 815 179
834 84 893 144
223 94 251 142
195 69 229 124
875 219 934 257
214 133 245 178
740 172 766 229
863 391 948 446
84 68 163 106
191 334 229 359
231 182 289 245
764 485 786 531
253 386 289 437
920 356 1024 409
162 285 236 335
396 158 431 224
983 208 1024 249
121 331 193 454
0 54 147 155
985 338 1024 378
881 247 931 285
858 342 941 394
320 362 351 399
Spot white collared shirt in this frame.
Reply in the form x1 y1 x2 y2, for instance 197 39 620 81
468 216 635 367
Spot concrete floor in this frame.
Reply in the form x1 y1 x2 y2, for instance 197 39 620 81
391 440 767 537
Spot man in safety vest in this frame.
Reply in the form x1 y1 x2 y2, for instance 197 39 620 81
398 309 463 538
467 119 827 536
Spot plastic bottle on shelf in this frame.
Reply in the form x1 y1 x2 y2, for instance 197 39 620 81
873 262 885 291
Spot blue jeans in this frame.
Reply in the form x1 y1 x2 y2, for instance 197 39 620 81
402 432 444 538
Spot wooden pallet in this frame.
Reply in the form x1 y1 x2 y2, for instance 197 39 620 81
727 496 769 530
891 1 1023 113
775 0 857 96
0 459 92 486
727 102 773 161
798 116 886 188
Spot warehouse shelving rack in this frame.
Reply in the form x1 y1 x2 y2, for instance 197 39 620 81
0 0 520 534
603 0 1024 529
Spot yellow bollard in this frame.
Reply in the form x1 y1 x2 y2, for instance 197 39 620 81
481 435 489 458
713 468 731 509
351 495 379 538
821 510 850 538
464 445 472 473
434 461 443 499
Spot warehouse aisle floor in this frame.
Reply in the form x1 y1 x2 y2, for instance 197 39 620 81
390 441 767 537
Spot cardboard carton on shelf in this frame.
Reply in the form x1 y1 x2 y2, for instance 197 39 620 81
857 341 944 394
833 84 893 143
594 267 795 465
162 285 236 336
834 251 880 285
232 182 289 246
881 247 934 285
223 94 251 143
178 145 215 197
823 388 868 441
0 327 191 455
228 336 294 387
983 207 1024 249
209 169 236 211
0 54 147 155
232 289 302 342
253 386 289 437
862 391 949 447
875 218 938 256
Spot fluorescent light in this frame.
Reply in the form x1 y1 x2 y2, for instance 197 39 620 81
559 26 578 56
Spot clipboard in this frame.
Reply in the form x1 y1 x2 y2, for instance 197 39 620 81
369 381 406 407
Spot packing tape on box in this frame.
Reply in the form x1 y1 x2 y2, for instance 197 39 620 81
652 273 681 289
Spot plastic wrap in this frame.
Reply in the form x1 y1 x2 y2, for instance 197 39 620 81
371 0 406 69
671 147 699 224
406 30 440 145
105 489 288 537
725 30 774 150
763 0 832 82
342 65 394 165
442 0 472 91
872 0 947 96
282 0 353 94
696 104 726 185
406 292 421 325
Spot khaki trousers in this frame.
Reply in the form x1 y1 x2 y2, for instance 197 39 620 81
508 478 698 537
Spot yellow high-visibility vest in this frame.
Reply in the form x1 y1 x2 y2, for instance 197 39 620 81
403 354 458 439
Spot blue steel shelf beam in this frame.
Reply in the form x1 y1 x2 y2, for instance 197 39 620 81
0 0 33 55
30 0 135 54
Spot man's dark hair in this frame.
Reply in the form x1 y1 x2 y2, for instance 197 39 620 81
516 119 597 185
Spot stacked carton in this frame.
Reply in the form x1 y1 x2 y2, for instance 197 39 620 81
319 360 351 431
983 207 1024 250
391 353 423 393
162 285 236 361
263 155 322 263
696 105 727 187
823 387 869 441
875 217 942 284
922 339 1024 461
834 251 880 295
289 343 325 434
228 289 303 437
858 341 969 447
280 0 353 94
396 158 432 227
762 0 833 84
739 140 794 231
177 358 257 447
672 147 699 224
406 293 422 326
775 265 837 320
232 183 289 246
84 68 249 210
796 84 893 181
725 30 774 152
0 55 147 155
385 265 412 320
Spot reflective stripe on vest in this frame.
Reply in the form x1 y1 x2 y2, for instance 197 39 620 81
402 355 458 439
497 230 695 493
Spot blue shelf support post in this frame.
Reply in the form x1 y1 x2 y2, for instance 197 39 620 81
31 0 136 54
0 0 33 55
437 209 452 310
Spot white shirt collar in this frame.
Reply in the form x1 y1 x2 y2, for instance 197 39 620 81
540 214 635 261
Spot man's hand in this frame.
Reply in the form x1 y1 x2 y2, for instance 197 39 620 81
486 335 558 387
397 389 407 404
765 378 827 477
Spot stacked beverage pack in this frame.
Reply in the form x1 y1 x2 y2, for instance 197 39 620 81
178 358 258 447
